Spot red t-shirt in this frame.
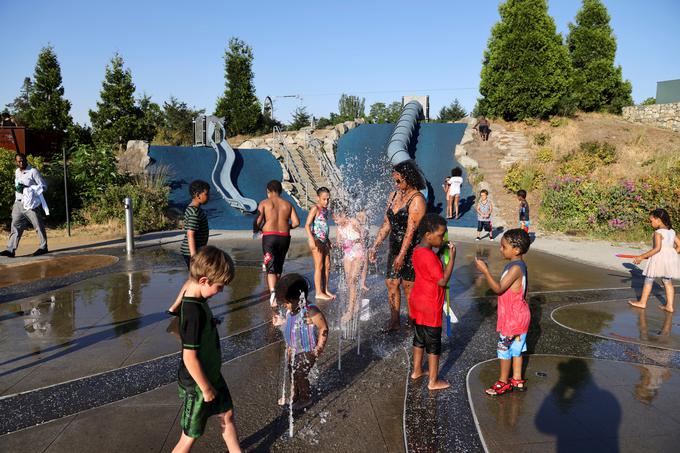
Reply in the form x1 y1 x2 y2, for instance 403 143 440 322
409 246 445 327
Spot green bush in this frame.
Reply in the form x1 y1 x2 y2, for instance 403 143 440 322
549 116 568 127
78 171 170 233
533 133 550 146
558 141 617 176
503 163 543 193
537 148 554 163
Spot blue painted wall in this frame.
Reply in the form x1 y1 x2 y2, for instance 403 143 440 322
148 146 303 230
336 123 474 227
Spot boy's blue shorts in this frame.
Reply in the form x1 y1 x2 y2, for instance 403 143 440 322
519 220 531 228
497 333 527 360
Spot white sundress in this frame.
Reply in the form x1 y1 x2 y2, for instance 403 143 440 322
643 228 680 279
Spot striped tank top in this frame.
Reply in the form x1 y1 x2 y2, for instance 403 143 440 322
284 307 317 353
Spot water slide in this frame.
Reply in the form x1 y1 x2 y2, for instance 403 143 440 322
336 122 474 226
386 100 424 165
148 145 303 230
204 117 258 212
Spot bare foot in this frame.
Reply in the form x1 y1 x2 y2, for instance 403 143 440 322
341 311 353 323
361 285 370 292
658 305 674 313
411 369 429 380
628 301 647 309
325 291 336 298
315 293 334 301
428 379 450 391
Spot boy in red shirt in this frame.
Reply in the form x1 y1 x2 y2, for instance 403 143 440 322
409 214 456 390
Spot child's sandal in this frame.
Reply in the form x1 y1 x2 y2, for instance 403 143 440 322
485 380 512 396
510 378 527 392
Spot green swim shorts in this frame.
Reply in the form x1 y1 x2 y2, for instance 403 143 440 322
179 378 233 438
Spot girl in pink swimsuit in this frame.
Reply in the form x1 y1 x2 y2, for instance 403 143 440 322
332 202 366 323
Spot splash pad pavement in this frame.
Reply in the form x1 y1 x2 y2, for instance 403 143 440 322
1 231 678 452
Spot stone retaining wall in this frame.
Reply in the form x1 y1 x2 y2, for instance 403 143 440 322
622 102 680 132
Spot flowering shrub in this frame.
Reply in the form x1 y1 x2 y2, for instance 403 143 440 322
541 166 680 239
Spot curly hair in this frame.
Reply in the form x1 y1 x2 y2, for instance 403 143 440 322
392 159 426 190
502 228 531 255
418 213 447 236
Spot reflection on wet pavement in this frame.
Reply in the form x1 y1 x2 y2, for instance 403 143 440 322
0 265 271 395
468 355 680 452
553 299 680 351
0 255 118 288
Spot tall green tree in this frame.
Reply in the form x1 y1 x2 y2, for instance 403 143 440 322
26 46 72 133
478 0 572 120
368 101 402 123
5 77 33 126
566 0 632 113
338 94 365 120
156 96 204 145
89 53 153 148
438 99 467 122
289 106 311 131
215 37 261 136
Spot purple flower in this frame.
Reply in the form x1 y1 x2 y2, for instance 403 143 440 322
635 195 643 203
622 180 635 192
588 215 596 224
609 218 627 230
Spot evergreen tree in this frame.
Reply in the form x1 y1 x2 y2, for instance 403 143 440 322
478 0 572 120
156 96 204 145
26 46 72 133
289 106 311 131
5 77 33 126
214 37 261 136
89 54 153 148
566 0 632 113
138 94 163 143
438 99 467 122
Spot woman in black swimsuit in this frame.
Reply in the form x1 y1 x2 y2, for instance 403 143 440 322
369 160 426 331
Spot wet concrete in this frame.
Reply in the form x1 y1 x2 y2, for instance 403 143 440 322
0 235 674 452
468 355 680 452
553 299 680 351
0 254 118 288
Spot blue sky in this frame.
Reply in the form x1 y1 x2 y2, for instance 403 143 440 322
2 0 679 125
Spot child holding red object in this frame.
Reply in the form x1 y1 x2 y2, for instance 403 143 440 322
409 213 455 391
475 228 531 396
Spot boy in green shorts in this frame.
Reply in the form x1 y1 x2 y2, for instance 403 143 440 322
173 246 241 453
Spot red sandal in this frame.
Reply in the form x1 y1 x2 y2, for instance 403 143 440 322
485 380 512 396
510 378 527 392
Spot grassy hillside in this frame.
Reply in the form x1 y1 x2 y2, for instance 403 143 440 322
498 112 680 242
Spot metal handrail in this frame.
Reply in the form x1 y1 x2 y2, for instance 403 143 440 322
307 131 345 197
274 126 311 205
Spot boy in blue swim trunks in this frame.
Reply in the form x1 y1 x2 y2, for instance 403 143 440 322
173 246 241 452
474 229 531 396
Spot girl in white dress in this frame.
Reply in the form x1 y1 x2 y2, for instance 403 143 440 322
443 167 463 220
629 209 680 312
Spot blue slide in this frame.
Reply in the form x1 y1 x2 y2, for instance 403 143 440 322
205 117 258 212
148 146 303 230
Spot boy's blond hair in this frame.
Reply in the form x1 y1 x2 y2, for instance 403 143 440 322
189 246 235 285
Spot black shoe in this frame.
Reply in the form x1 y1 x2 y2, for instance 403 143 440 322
32 247 49 256
0 249 15 258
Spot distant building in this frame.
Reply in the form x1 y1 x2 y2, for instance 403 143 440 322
656 79 680 104
402 95 429 121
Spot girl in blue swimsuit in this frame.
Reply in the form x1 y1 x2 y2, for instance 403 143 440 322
305 187 334 300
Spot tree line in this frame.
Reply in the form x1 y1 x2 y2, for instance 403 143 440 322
476 0 633 120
